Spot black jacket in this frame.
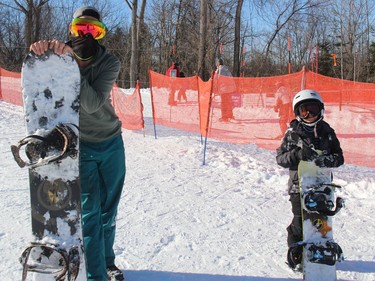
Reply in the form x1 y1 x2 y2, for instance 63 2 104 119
276 119 344 194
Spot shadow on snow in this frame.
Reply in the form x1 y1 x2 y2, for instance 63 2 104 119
124 270 298 281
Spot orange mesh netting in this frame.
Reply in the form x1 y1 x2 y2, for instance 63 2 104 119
149 69 201 134
111 82 144 131
1 66 374 167
0 68 22 106
0 66 144 131
149 68 375 168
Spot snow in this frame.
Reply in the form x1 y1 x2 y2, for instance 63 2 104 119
0 88 375 280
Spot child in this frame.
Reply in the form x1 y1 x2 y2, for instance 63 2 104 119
276 89 344 269
273 81 293 138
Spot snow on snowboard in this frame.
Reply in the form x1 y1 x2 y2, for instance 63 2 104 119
292 155 344 280
10 50 86 280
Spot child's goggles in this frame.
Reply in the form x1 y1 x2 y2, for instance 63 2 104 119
71 18 106 40
298 102 321 119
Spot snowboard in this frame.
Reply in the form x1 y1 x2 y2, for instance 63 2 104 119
296 157 344 280
10 50 86 281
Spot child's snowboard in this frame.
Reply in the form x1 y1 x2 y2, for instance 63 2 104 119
11 50 86 280
296 159 344 281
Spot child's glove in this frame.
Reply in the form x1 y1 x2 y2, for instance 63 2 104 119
296 145 318 161
314 154 337 167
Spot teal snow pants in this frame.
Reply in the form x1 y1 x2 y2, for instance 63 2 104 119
80 135 126 281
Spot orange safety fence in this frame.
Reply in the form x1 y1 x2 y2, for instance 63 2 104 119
149 68 375 168
0 68 22 106
1 66 374 168
0 66 144 132
111 81 144 131
305 69 375 105
149 69 201 134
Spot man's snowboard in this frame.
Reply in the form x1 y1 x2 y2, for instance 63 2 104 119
296 159 344 280
11 50 86 280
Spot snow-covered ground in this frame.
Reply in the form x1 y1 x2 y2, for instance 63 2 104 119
0 89 374 281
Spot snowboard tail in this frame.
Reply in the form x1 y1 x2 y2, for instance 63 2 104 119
20 243 81 281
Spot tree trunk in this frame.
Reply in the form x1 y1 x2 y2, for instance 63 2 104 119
233 0 243 77
136 0 147 83
130 0 138 87
197 0 207 79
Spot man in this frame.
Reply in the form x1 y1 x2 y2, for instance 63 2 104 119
30 6 125 281
215 58 235 122
165 61 180 106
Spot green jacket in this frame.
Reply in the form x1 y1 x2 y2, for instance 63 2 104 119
79 45 122 142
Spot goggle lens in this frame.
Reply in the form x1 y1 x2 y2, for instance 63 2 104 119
71 18 106 40
298 102 321 119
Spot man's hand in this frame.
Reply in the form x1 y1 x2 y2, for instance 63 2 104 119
30 40 73 56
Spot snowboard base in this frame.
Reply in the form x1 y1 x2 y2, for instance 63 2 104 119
17 50 86 280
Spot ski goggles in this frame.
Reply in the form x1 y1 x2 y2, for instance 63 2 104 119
298 102 321 119
71 18 106 40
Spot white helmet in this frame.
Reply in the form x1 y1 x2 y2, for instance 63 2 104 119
292 89 324 126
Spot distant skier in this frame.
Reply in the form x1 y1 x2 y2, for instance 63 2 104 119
214 58 235 122
275 89 344 269
166 60 180 106
273 81 293 138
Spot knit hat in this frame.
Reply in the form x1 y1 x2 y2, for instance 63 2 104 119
73 6 101 21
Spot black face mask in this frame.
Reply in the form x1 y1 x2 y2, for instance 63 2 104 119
71 33 99 61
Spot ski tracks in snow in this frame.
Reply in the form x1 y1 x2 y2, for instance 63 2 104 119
1 99 375 280
114 130 295 278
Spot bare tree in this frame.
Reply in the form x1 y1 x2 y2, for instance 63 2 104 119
2 0 375 83
128 0 138 87
197 0 207 79
0 7 24 70
13 0 50 49
232 0 243 77
136 0 147 84
260 1 324 60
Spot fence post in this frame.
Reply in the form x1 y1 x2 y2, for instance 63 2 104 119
0 67 3 100
202 71 215 166
148 68 157 139
301 66 306 90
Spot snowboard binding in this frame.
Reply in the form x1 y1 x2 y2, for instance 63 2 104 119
20 242 80 281
302 183 344 216
306 241 344 266
11 123 78 168
288 240 344 270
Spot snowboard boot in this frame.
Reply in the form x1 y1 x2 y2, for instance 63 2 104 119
107 265 124 281
287 244 303 271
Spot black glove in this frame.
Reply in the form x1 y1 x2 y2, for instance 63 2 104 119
296 145 318 161
315 154 337 168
